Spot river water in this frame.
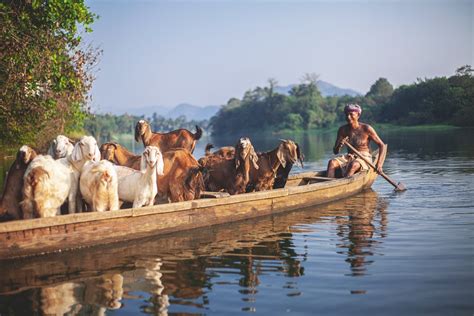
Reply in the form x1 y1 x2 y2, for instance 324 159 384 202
0 127 473 315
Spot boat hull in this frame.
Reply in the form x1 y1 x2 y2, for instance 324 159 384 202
0 169 377 259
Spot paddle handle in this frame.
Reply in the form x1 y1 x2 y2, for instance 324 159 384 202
341 139 400 189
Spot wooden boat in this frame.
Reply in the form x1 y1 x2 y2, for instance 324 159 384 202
0 155 378 259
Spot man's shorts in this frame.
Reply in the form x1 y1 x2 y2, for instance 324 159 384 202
333 152 373 176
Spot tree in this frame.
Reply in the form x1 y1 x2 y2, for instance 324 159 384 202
0 0 99 147
455 65 473 77
366 78 393 100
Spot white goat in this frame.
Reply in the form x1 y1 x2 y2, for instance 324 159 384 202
115 146 164 208
80 160 119 212
47 135 75 159
21 136 100 218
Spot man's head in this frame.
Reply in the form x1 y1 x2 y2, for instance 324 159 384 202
344 103 362 123
344 103 362 116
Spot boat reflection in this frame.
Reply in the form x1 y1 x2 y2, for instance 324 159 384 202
0 189 387 314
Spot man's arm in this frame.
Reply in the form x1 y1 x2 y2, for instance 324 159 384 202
367 125 386 173
333 127 346 155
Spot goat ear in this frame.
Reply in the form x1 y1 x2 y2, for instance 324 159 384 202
296 143 304 167
156 152 164 176
277 143 287 168
93 145 101 162
234 143 241 169
134 122 142 143
47 143 54 157
235 156 241 169
71 141 83 162
250 147 259 170
140 150 147 171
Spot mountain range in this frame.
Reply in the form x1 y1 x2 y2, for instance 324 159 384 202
103 80 360 120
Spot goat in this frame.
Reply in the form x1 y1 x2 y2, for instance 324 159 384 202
80 160 119 212
115 146 164 208
273 142 304 189
100 142 141 169
204 143 235 160
199 137 259 195
101 142 205 203
134 119 202 153
248 139 299 192
158 149 206 202
0 145 37 220
21 136 100 218
47 135 75 159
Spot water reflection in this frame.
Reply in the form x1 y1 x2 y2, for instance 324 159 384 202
335 191 388 276
0 190 388 314
0 274 123 315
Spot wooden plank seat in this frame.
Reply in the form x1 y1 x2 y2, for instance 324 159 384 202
302 176 334 183
200 191 231 198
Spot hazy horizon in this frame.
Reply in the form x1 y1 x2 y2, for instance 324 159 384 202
84 0 473 113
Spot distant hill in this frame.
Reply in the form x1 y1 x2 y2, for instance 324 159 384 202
275 80 361 97
167 103 220 121
102 103 220 121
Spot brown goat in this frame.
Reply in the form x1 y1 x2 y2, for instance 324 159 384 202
157 149 205 203
135 120 202 153
199 138 259 195
100 142 204 203
273 142 304 189
248 140 299 192
100 142 141 169
204 143 236 160
0 145 37 221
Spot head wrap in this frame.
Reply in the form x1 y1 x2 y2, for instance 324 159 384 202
344 103 362 115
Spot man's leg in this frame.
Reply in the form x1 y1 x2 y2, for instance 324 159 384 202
327 159 340 178
345 161 362 177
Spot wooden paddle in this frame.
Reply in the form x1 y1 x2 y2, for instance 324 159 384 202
341 138 407 191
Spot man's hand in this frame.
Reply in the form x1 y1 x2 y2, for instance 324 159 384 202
376 163 383 174
337 136 349 151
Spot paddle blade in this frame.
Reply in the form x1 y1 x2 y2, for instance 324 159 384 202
395 182 407 192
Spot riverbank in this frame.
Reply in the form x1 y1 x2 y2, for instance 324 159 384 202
270 123 461 137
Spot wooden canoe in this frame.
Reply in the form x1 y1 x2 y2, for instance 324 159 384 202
0 161 378 259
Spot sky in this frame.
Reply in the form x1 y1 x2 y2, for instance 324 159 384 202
84 0 473 113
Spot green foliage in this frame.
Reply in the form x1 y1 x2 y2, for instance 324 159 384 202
0 0 99 147
366 77 394 101
381 72 473 125
211 75 334 135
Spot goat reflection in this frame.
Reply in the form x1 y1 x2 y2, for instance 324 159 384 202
123 258 170 316
0 274 123 316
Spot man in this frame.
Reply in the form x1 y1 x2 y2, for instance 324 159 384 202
327 103 386 178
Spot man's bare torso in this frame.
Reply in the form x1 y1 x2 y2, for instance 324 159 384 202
339 123 372 153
